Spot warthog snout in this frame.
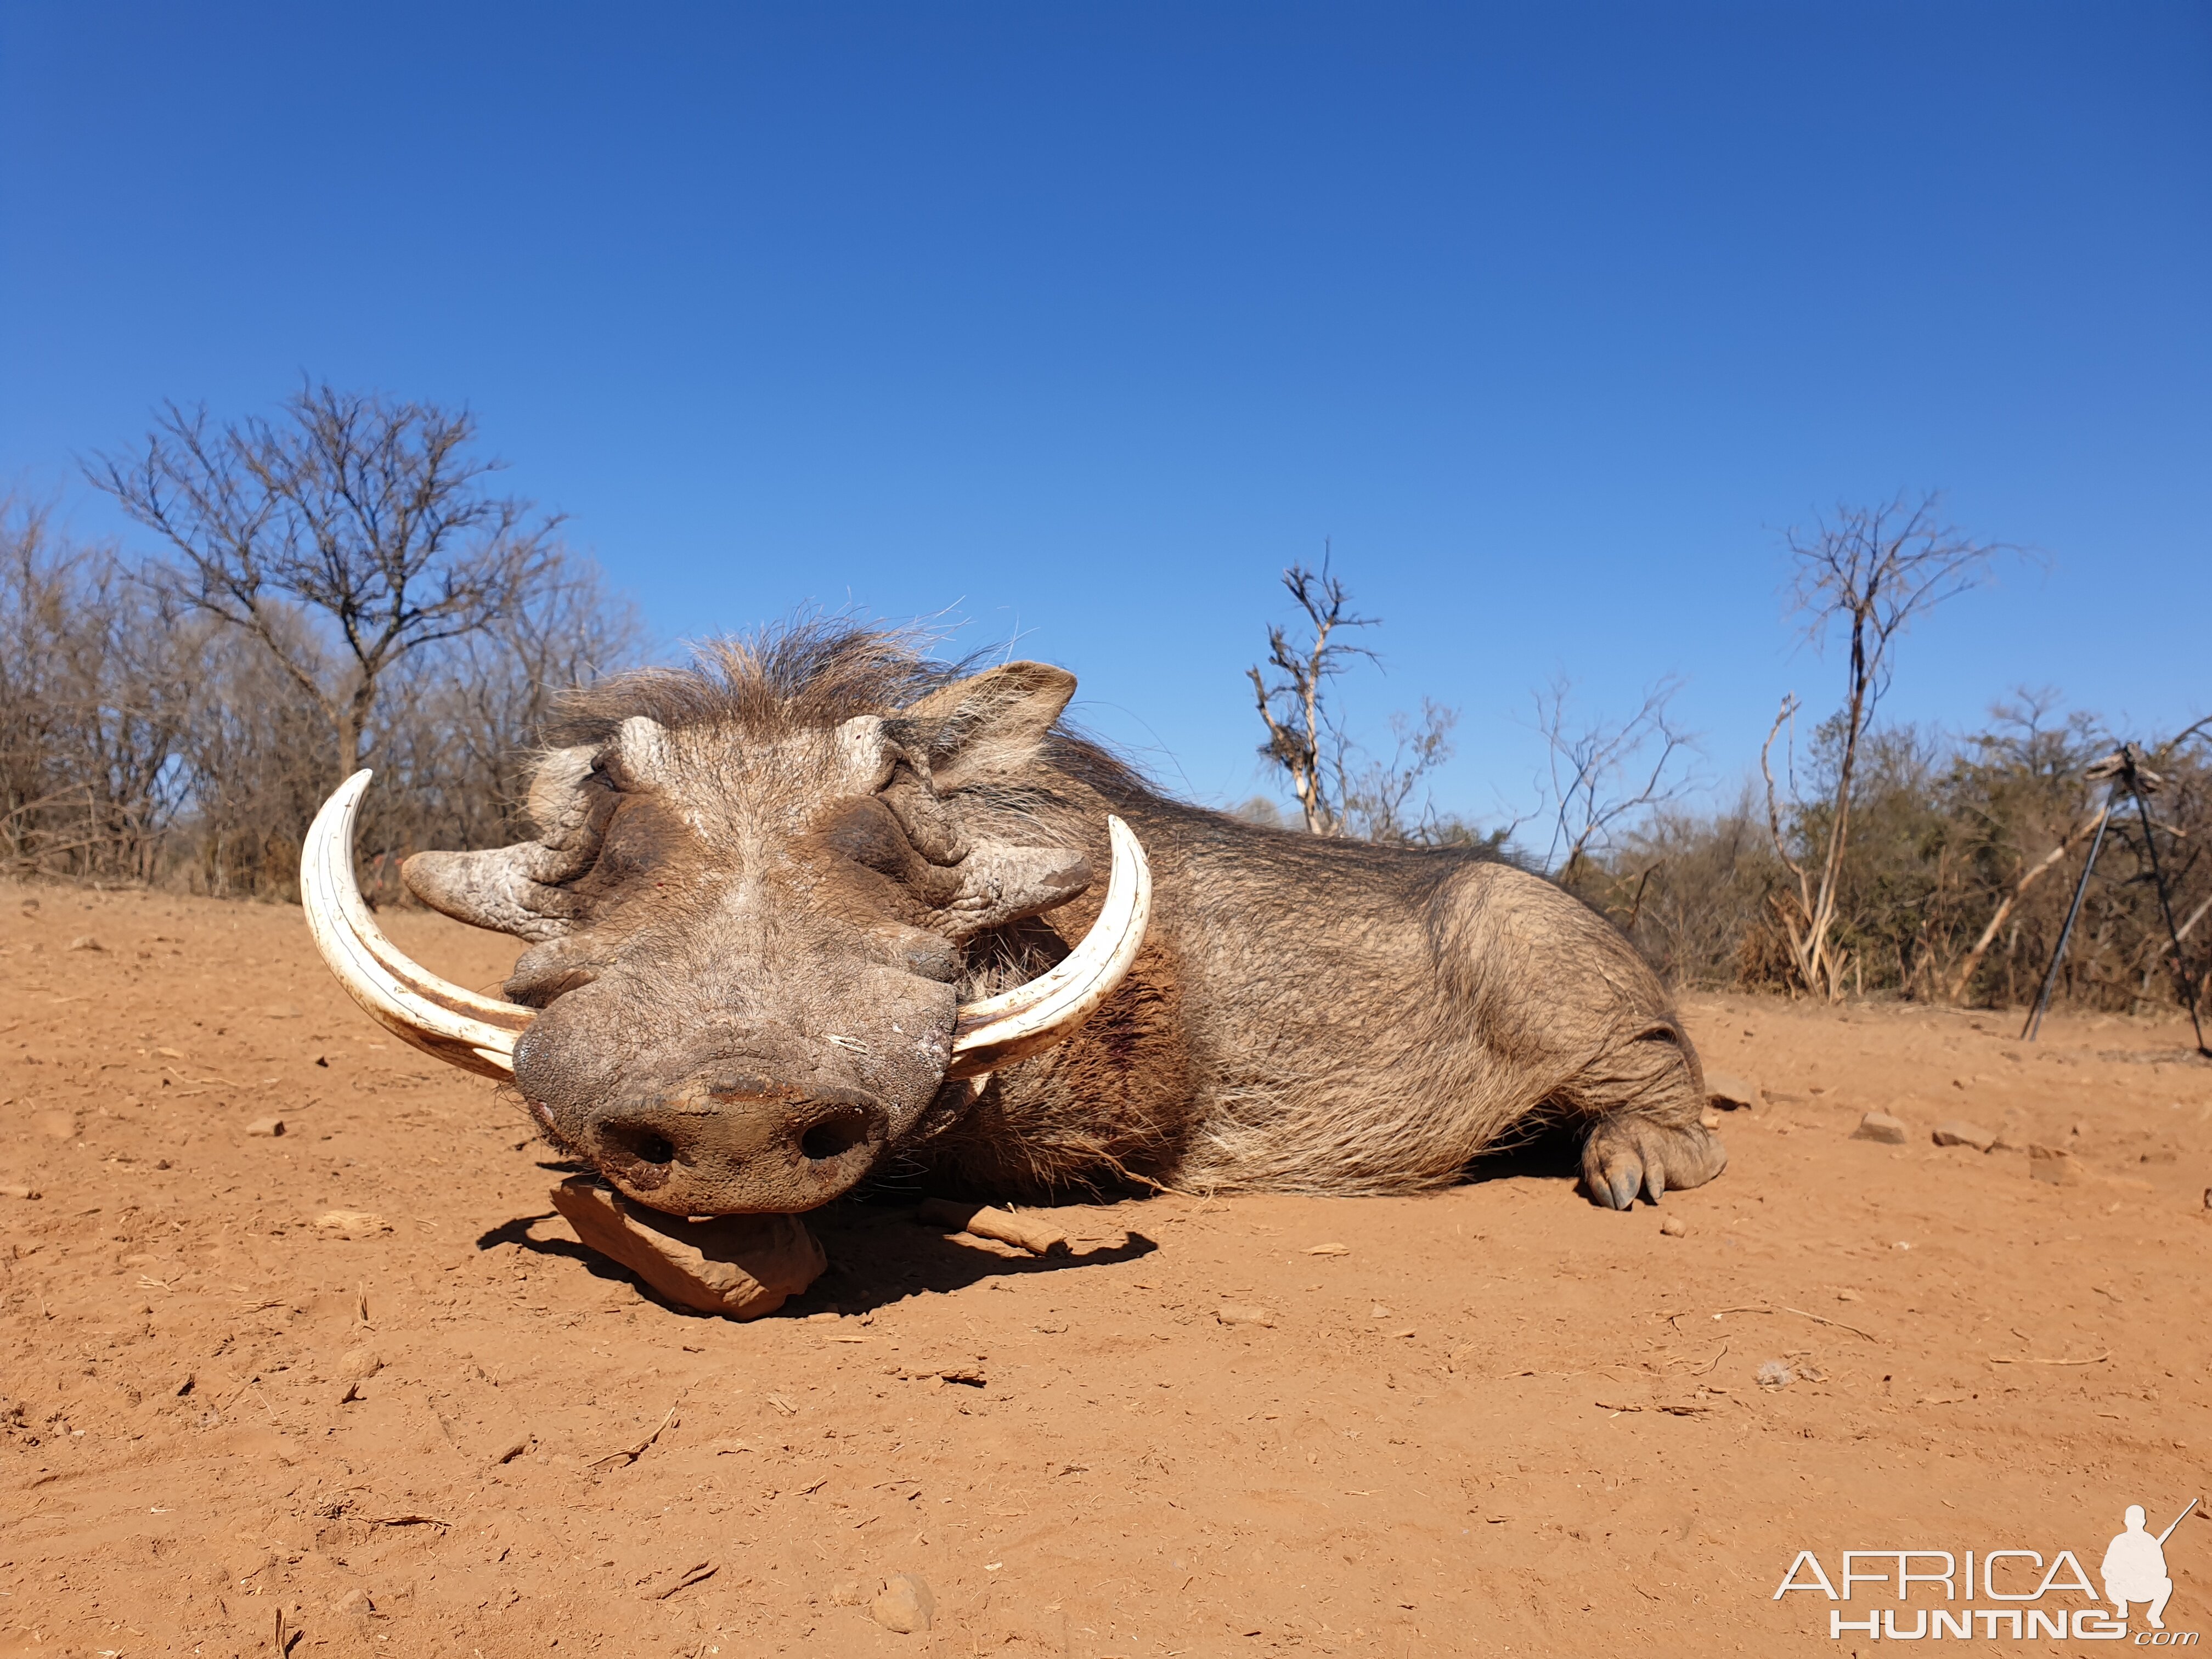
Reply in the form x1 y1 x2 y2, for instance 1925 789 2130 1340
535 1055 891 1215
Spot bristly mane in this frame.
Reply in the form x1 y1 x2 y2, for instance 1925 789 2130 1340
545 619 1152 802
548 621 972 742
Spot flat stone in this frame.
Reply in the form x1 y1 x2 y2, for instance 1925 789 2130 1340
1706 1071 1764 1112
914 1197 1068 1256
2028 1144 2078 1186
551 1178 825 1320
871 1573 934 1634
1931 1120 1997 1152
1852 1111 1910 1145
245 1118 285 1137
1216 1303 1274 1328
316 1210 390 1236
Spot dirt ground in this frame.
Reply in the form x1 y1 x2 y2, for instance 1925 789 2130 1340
3 881 2209 1658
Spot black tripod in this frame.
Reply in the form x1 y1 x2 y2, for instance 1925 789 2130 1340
2022 744 2209 1056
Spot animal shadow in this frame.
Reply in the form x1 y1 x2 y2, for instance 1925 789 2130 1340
1458 1113 1587 1189
474 1203 1158 1320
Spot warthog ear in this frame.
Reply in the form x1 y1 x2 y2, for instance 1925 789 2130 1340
886 662 1076 791
400 746 611 941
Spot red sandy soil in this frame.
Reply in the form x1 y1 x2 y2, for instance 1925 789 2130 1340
3 881 2209 1658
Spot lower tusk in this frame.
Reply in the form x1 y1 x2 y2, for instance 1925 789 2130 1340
301 770 534 1080
946 815 1152 1077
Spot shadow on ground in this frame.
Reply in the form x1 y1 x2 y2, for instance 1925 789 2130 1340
477 1203 1160 1318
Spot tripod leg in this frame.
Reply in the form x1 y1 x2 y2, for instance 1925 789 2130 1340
2023 806 2110 1042
2131 788 2210 1057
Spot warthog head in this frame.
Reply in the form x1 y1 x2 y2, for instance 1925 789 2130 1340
298 633 1149 1216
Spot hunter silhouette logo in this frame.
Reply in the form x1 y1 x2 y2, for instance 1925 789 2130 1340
1773 1497 2200 1643
2106 1501 2196 1632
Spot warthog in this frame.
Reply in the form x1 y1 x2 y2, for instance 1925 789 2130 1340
302 627 1724 1215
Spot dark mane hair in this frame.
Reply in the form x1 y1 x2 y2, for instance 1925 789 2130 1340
548 620 972 742
545 619 1154 804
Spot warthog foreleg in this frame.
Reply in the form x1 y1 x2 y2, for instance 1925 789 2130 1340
1548 1020 1728 1209
1581 1116 1728 1210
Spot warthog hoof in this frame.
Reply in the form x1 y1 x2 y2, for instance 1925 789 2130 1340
1582 1118 1727 1210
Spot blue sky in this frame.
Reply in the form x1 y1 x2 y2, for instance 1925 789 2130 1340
3 3 2206 829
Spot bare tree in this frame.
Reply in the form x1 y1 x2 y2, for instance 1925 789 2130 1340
1248 561 1376 834
88 383 563 783
0 495 192 881
1337 699 1462 845
1531 673 1696 882
1762 492 2014 1000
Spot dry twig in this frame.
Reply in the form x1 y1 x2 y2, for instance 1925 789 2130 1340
592 1402 679 1468
1990 1351 2111 1367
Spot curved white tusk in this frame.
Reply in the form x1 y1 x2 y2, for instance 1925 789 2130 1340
946 814 1152 1077
301 770 534 1080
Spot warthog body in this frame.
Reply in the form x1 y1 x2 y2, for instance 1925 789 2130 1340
400 628 1724 1215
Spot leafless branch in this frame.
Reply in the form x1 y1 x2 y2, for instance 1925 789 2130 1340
1766 491 2015 1000
88 381 565 780
1248 557 1377 835
1531 674 1697 881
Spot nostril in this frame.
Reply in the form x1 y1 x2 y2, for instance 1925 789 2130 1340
800 1115 867 1161
606 1121 676 1166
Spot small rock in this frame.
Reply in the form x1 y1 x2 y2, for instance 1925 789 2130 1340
491 1434 532 1465
2203 1187 2211 1212
1853 1111 1909 1145
317 1210 390 1236
1658 1215 1690 1238
1756 1360 1795 1389
67 935 102 952
913 1197 1068 1256
830 1578 873 1607
2028 1144 2078 1186
551 1178 825 1319
1706 1071 1764 1112
245 1118 285 1138
0 1184 41 1200
1931 1120 1997 1152
36 1111 76 1141
871 1573 934 1634
1700 1108 1723 1130
1217 1304 1274 1328
336 1346 382 1382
